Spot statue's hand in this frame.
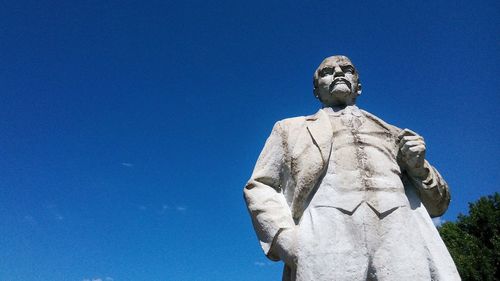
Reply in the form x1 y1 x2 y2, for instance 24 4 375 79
274 227 298 268
397 129 428 179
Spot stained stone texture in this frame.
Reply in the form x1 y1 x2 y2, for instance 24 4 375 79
244 56 460 281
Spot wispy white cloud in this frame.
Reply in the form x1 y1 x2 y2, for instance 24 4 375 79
432 217 444 227
82 277 113 281
254 261 266 267
159 204 170 214
176 206 187 211
141 204 187 215
121 162 134 167
23 215 40 228
254 261 275 267
45 204 64 221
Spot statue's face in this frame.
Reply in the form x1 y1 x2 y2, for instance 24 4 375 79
314 56 360 106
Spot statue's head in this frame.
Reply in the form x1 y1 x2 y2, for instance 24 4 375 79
313 55 362 107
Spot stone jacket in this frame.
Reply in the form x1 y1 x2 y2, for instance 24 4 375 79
244 108 450 256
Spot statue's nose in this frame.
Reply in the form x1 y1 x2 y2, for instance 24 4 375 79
334 65 344 77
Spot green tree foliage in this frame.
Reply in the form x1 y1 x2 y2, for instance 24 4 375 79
439 193 499 280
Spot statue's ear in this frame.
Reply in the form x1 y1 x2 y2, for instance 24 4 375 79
313 88 320 99
357 82 362 96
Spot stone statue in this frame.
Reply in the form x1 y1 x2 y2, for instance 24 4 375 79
244 55 460 280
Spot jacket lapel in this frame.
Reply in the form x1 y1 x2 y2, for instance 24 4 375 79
306 109 333 165
290 109 334 220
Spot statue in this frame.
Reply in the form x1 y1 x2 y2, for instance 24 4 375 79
244 55 460 280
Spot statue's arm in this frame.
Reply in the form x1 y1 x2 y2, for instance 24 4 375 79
407 160 451 217
397 128 451 217
243 121 295 259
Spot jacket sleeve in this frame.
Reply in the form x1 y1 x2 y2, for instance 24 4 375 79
243 121 295 259
407 160 451 217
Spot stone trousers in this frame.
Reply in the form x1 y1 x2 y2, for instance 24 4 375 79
292 202 433 281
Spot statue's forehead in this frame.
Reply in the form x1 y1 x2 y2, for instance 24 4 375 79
319 56 353 68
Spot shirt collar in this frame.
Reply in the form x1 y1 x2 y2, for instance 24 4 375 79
323 105 362 117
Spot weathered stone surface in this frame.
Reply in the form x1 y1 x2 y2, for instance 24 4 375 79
244 56 460 280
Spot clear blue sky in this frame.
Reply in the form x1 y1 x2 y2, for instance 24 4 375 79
0 1 498 280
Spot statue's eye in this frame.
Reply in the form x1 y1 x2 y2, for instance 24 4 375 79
321 68 333 76
343 67 355 74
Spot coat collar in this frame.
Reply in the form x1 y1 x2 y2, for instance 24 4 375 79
305 109 333 165
321 105 363 117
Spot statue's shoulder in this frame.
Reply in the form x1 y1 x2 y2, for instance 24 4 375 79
278 109 324 124
361 109 401 135
276 109 328 130
274 115 309 134
278 115 307 125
